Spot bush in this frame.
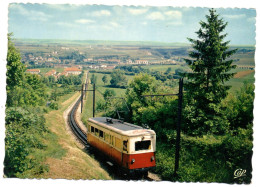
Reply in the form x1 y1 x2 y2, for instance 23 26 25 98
5 107 48 177
49 101 59 110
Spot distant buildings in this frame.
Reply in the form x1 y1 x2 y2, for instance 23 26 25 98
45 69 56 77
126 59 149 65
26 69 40 74
64 67 82 75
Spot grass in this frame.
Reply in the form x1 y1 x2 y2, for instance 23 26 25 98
143 64 189 73
227 70 255 93
28 83 112 179
82 72 131 122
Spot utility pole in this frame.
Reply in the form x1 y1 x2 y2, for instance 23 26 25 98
142 78 184 178
80 82 95 118
81 84 84 113
85 82 87 99
93 83 95 117
174 78 183 177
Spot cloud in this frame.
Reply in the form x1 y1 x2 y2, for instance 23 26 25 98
91 10 111 17
9 4 52 22
75 19 95 24
127 8 148 15
165 11 182 19
146 12 165 20
247 17 256 23
100 21 120 30
146 10 183 21
57 22 77 27
109 21 120 27
44 4 81 11
223 14 246 19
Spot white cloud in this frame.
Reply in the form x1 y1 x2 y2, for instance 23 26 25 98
75 19 95 24
100 21 120 30
57 22 77 27
9 4 51 22
91 10 111 17
223 14 246 19
109 21 120 27
247 17 256 23
146 12 165 20
44 4 81 11
165 11 182 19
127 8 148 15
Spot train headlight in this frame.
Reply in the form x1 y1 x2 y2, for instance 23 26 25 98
151 156 155 162
131 159 135 164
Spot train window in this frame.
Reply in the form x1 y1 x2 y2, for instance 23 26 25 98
115 137 121 149
135 140 151 151
100 130 104 138
111 136 114 145
95 128 99 136
91 126 94 133
123 140 128 151
105 134 109 142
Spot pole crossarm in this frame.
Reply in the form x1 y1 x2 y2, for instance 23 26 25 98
142 93 178 97
106 97 125 99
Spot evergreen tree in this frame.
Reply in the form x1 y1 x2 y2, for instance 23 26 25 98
90 74 97 84
183 9 237 136
102 75 108 85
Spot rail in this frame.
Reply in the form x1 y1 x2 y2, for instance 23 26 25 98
67 74 88 146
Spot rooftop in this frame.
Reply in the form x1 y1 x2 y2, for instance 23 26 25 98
88 117 155 136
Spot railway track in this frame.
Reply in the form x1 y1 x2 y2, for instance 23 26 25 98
68 96 88 146
66 77 160 181
67 76 88 146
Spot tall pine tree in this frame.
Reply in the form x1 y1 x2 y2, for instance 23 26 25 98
183 9 237 136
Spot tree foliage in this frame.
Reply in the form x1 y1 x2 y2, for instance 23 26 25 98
5 107 48 177
223 82 254 130
90 74 97 85
183 9 237 136
102 75 108 85
6 33 25 89
110 70 127 88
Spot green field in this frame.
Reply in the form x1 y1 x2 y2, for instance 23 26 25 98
227 71 255 93
143 64 190 73
82 72 134 120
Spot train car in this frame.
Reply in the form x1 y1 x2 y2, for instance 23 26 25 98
87 117 156 176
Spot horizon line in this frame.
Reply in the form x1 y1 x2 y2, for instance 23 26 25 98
13 37 255 47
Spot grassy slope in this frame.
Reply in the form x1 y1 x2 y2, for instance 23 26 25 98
35 90 111 179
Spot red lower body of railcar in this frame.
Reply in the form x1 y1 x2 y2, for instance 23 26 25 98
87 133 156 174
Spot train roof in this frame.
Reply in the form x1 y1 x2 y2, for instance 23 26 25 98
88 117 155 137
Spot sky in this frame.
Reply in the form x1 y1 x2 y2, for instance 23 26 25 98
8 4 256 45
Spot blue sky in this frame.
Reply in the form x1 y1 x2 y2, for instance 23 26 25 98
8 4 256 45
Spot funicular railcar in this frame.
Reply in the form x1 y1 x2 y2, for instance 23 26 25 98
87 117 156 177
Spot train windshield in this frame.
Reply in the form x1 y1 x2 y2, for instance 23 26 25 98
135 140 151 151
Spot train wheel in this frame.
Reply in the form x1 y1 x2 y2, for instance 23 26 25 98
142 171 148 179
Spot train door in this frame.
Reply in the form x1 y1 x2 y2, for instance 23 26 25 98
121 138 129 168
109 135 114 158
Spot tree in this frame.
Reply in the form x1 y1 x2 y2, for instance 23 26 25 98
183 9 237 136
90 74 97 85
103 89 116 100
110 70 127 88
6 33 25 89
102 75 108 85
165 67 172 74
223 82 254 130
